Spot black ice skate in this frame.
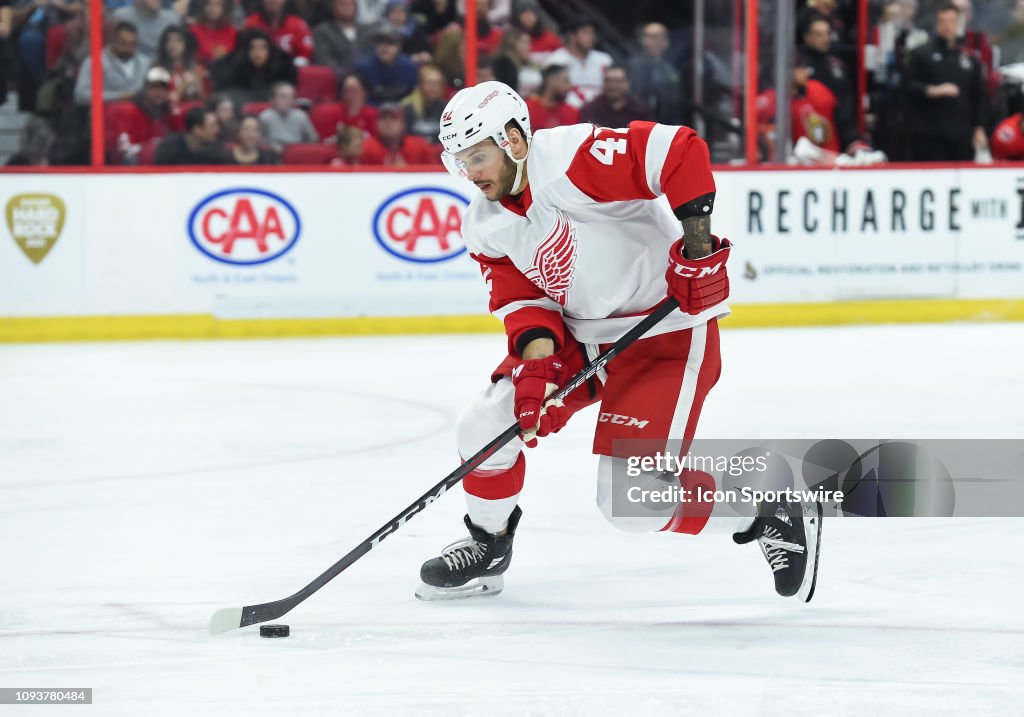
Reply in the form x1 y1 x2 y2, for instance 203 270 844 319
733 500 822 602
415 506 522 601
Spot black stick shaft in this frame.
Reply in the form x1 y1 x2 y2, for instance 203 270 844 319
236 299 680 628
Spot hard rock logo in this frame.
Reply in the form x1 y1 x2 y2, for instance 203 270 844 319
6 193 66 264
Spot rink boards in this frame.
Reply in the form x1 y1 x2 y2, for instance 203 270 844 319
2 165 1023 341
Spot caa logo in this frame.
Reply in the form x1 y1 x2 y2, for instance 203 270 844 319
372 187 469 263
188 188 301 266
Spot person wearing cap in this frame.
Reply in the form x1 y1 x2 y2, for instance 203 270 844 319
354 28 418 104
375 102 437 164
106 65 185 164
542 17 612 107
74 21 150 105
258 80 319 153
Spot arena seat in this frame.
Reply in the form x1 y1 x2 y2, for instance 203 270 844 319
241 101 272 116
281 143 336 165
308 103 345 140
297 65 337 103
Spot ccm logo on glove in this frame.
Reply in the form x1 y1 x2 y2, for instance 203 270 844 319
511 356 568 447
666 236 732 315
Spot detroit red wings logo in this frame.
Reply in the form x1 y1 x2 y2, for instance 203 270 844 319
525 210 577 306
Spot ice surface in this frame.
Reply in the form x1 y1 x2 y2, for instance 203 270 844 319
2 324 1023 716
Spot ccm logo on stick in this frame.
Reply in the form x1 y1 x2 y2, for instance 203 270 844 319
372 187 469 263
598 413 649 429
188 188 301 266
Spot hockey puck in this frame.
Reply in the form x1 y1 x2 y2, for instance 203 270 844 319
259 624 290 638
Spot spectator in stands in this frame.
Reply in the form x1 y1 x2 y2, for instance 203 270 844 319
4 116 55 166
155 106 230 162
477 59 496 82
799 16 860 152
357 0 386 24
154 26 208 102
626 22 682 126
258 80 317 151
991 110 1024 159
511 0 560 62
74 21 149 105
410 0 456 36
375 102 435 163
491 27 541 96
331 122 384 164
526 64 579 130
209 94 239 141
997 1 1024 65
313 0 371 79
8 0 78 110
107 66 182 163
544 18 612 107
231 114 278 163
433 26 464 88
337 72 379 135
243 0 314 64
371 0 431 63
579 65 648 128
797 0 855 69
470 0 503 57
904 3 987 161
355 29 418 104
0 2 10 101
114 0 181 60
189 0 237 67
212 28 297 102
400 63 446 142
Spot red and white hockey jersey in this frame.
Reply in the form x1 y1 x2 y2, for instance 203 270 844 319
462 121 730 354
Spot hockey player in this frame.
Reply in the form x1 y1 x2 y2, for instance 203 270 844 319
417 81 822 603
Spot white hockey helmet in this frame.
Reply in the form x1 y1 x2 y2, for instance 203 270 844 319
438 81 532 189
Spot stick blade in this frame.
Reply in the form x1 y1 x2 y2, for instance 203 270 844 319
208 606 244 635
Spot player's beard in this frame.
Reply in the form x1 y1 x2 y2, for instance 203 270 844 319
489 154 520 201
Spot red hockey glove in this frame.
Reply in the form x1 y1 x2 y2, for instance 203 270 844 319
665 236 733 315
511 356 567 448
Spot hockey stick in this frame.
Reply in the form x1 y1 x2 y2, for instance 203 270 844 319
209 298 681 635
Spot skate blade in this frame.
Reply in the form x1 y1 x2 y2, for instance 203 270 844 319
415 575 504 601
797 501 823 603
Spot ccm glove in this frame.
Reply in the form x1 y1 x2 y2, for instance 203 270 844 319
511 356 567 448
665 236 733 315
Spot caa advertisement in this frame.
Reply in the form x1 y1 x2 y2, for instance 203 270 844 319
1 167 1023 319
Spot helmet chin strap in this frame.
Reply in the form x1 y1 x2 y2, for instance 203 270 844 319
510 155 527 195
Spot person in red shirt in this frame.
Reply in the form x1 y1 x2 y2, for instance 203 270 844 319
107 67 185 164
330 124 385 166
189 0 237 68
990 113 1024 160
525 64 580 130
243 0 313 63
375 102 438 165
512 0 562 60
339 73 379 137
472 0 504 56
